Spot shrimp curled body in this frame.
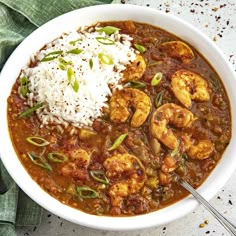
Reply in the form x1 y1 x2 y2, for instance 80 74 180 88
110 88 151 128
159 40 194 63
122 54 146 82
104 153 146 207
181 135 214 160
150 103 196 150
171 69 210 108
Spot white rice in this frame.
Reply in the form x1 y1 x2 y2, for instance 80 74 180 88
20 26 137 127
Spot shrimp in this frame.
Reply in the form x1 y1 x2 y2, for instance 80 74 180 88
103 153 146 207
181 135 214 160
68 148 90 168
110 88 151 128
61 148 90 180
122 54 146 82
159 40 194 63
150 103 196 149
171 70 210 108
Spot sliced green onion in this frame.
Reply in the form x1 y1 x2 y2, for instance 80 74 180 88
171 142 180 157
90 170 109 184
67 48 83 54
98 53 113 65
76 186 98 199
148 61 162 67
27 152 52 171
151 72 163 86
19 76 28 97
58 57 72 70
67 67 79 92
134 43 146 53
58 57 72 65
18 102 44 119
96 37 115 45
69 38 82 46
97 26 120 35
125 81 146 89
182 153 188 160
89 58 93 69
108 133 128 151
26 136 49 147
48 152 68 163
40 50 63 62
59 63 66 70
155 91 164 108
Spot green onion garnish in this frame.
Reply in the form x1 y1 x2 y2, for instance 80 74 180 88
148 61 162 67
67 67 79 92
69 38 82 46
58 57 72 70
96 37 115 45
40 50 63 62
155 91 164 108
19 76 28 97
59 64 66 70
76 186 98 199
90 170 109 184
97 26 120 35
125 81 146 89
18 102 44 119
171 142 180 157
27 152 52 171
67 49 83 54
59 57 72 65
98 53 113 65
26 136 49 147
182 153 188 160
89 58 93 69
151 72 163 86
48 153 68 163
134 43 146 53
108 133 128 151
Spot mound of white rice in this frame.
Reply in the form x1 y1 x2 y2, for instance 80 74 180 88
20 26 137 127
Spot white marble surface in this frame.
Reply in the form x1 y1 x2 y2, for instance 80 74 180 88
17 0 236 235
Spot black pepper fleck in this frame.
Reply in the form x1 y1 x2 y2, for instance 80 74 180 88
206 231 210 234
228 200 233 205
47 214 51 218
33 226 37 232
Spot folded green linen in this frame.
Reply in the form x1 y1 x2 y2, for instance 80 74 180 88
0 0 118 235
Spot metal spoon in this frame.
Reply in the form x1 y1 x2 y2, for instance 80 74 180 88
178 176 236 236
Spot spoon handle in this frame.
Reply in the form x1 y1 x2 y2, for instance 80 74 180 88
179 179 236 236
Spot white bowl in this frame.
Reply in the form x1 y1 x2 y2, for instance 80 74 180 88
0 4 236 231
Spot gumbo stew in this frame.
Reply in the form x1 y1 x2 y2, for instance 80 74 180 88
7 21 231 216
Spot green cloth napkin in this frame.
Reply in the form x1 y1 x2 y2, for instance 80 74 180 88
0 0 119 235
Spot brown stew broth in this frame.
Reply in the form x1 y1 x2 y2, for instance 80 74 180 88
7 21 231 216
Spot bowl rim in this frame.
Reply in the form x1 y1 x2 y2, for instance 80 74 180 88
1 3 236 231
